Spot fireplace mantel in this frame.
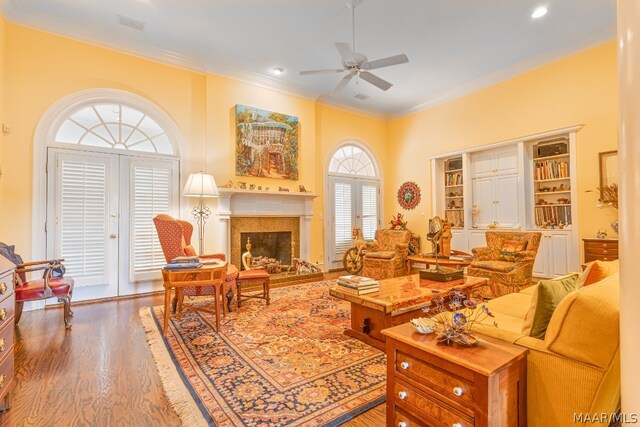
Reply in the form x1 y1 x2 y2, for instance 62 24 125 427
214 188 319 262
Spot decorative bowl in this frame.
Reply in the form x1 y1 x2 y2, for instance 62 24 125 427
410 318 436 335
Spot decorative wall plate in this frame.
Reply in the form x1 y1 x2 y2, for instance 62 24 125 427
397 181 421 210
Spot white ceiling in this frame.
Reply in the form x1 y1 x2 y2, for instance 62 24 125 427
1 0 616 116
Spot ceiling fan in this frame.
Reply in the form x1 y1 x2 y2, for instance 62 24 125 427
299 0 409 94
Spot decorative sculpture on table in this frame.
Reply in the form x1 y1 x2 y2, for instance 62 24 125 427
426 216 445 273
439 219 452 256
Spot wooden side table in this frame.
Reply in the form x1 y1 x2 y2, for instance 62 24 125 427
583 238 618 263
382 323 528 427
161 262 227 336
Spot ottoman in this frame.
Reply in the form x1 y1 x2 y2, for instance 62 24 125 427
237 269 270 307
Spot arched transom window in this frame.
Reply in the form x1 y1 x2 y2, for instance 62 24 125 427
54 103 175 155
328 144 377 177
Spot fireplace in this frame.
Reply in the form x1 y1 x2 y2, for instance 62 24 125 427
239 231 292 270
229 216 300 269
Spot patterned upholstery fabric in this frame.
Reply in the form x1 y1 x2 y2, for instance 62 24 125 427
468 231 541 297
153 214 237 296
362 229 411 280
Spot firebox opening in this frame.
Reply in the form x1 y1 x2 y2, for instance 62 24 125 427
240 231 292 270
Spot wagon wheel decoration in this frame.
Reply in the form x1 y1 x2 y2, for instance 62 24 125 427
342 247 363 274
397 181 421 210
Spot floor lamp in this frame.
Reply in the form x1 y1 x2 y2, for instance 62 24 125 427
184 171 219 255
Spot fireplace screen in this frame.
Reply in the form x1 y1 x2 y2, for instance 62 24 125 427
240 231 292 269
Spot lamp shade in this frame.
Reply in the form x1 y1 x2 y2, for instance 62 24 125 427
183 172 219 198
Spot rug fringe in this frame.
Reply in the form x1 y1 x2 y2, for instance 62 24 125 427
139 307 210 427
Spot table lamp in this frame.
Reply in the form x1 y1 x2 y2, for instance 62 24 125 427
184 171 219 254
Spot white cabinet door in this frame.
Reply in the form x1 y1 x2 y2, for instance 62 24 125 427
548 233 571 277
495 146 519 175
495 174 520 229
468 231 488 253
472 177 495 228
471 151 495 177
450 230 468 252
533 234 549 278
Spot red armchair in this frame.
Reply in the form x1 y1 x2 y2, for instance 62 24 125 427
14 259 74 329
153 214 238 311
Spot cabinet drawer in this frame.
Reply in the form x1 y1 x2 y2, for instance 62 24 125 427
0 272 12 303
396 351 476 407
395 407 427 427
584 247 618 257
0 320 13 359
394 379 474 427
584 241 618 250
585 254 617 263
0 293 14 332
0 352 13 400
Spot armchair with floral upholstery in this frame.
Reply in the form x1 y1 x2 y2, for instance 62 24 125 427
362 229 411 280
467 231 542 297
153 214 238 312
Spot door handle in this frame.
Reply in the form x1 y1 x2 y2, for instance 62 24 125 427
110 233 118 239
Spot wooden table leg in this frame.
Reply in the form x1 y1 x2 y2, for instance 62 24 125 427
163 286 171 336
222 283 228 317
214 284 221 332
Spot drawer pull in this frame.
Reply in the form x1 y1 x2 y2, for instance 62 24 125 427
0 374 4 388
603 258 609 261
603 250 608 255
400 361 410 370
0 283 6 295
398 391 407 400
602 243 608 248
398 422 407 427
452 424 463 427
0 338 4 352
0 309 6 321
453 386 464 396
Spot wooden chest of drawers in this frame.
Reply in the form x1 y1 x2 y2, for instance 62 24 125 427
583 238 619 263
382 323 528 427
0 256 15 412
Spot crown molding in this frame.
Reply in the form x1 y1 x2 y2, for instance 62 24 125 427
388 27 615 119
316 96 387 121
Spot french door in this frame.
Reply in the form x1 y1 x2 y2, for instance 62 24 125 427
46 148 179 302
328 176 380 270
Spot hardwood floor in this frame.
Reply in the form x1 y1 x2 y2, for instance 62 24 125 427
0 290 385 426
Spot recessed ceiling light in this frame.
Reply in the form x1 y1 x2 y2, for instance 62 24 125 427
272 67 284 75
531 6 548 19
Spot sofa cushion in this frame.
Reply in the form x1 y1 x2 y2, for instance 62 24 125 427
469 260 515 273
497 240 528 262
366 251 395 260
577 259 619 287
522 273 580 339
486 292 533 319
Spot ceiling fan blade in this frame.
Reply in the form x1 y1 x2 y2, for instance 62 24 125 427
359 71 393 91
333 72 355 94
364 54 409 70
335 42 354 64
300 68 344 76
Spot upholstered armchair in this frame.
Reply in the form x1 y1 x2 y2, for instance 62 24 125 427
467 231 542 297
362 229 411 280
153 214 238 312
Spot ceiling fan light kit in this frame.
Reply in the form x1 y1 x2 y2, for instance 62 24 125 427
300 0 409 95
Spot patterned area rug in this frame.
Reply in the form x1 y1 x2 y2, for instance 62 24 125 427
140 280 386 427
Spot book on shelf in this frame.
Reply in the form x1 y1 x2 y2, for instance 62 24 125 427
335 283 379 295
445 172 463 186
534 159 569 181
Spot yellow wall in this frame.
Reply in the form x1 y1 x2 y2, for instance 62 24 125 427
387 41 618 249
0 15 6 219
0 22 388 265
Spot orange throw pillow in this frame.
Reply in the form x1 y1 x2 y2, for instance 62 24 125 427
498 240 528 262
578 260 620 287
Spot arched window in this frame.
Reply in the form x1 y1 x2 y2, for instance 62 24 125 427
54 103 175 154
326 143 381 269
328 144 377 177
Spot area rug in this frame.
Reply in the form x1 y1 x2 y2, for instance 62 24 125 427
140 280 386 427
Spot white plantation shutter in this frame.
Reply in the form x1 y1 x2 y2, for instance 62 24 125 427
361 183 378 241
333 181 354 260
132 165 171 275
58 159 109 284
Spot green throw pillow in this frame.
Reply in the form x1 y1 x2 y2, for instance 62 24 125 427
522 273 580 339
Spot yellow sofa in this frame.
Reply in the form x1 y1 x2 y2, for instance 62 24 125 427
470 272 620 427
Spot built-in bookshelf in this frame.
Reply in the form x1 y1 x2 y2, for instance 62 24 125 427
444 156 464 228
532 139 572 228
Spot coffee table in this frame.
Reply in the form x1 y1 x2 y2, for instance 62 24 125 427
407 253 473 272
329 274 488 351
